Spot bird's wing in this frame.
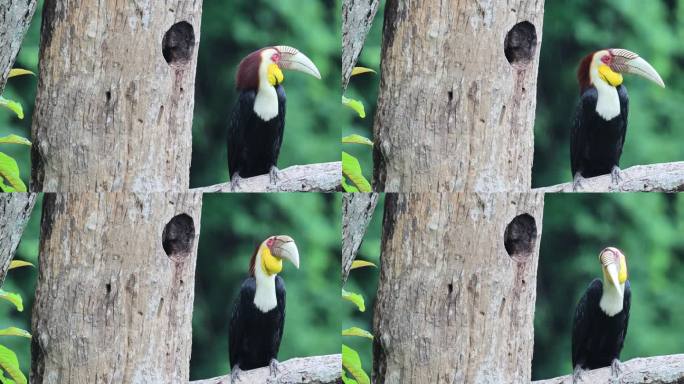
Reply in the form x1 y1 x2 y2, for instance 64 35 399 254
572 278 602 368
616 280 631 357
227 91 256 178
272 275 287 358
570 89 597 177
228 277 256 368
616 85 629 162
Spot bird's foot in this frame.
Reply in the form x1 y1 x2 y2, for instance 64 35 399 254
269 358 280 377
572 173 585 192
611 358 623 378
611 166 623 186
230 174 243 192
269 166 281 186
572 365 584 384
230 365 242 383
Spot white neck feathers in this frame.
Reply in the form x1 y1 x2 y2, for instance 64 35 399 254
590 67 621 121
253 59 279 121
253 252 278 312
599 281 624 317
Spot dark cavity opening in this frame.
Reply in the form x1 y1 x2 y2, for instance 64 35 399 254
162 213 195 258
162 21 195 65
504 21 537 65
504 213 537 260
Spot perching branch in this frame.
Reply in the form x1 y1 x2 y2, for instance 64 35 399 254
535 162 684 193
0 193 37 286
189 354 341 384
342 193 379 285
0 0 39 94
192 162 341 193
532 354 684 384
342 0 381 90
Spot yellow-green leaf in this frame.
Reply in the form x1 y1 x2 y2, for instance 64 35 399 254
351 260 376 269
8 69 35 78
0 344 26 384
8 260 34 270
342 96 366 118
342 134 373 146
0 290 23 312
342 288 365 312
0 328 31 339
341 371 358 384
351 67 376 76
0 153 26 192
342 344 370 384
0 97 24 120
342 327 374 339
342 152 371 193
341 178 360 193
0 135 31 146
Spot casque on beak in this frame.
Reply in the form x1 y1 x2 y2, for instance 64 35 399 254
274 45 321 80
610 48 665 88
270 235 300 269
600 247 624 297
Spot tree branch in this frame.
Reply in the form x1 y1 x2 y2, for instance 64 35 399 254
0 0 39 94
192 162 341 193
342 193 379 285
189 354 341 384
535 162 684 193
532 354 684 384
0 193 37 286
342 0 381 90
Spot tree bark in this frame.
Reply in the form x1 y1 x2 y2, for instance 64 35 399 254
342 0 381 90
535 162 684 193
30 0 202 192
373 1 544 192
31 192 202 384
0 193 37 286
373 192 544 383
532 354 684 384
0 0 39 95
342 192 379 285
189 354 342 384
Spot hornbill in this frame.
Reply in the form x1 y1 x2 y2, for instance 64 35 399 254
571 48 665 190
571 247 631 383
228 46 321 189
228 235 300 382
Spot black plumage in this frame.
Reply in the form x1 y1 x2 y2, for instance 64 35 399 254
229 276 286 371
227 85 286 179
572 278 631 370
570 86 629 178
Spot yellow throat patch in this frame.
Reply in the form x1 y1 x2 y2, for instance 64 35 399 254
261 246 283 275
598 64 623 87
267 64 284 86
618 254 628 283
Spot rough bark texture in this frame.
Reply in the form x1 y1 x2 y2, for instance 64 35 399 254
342 0 381 90
535 162 684 193
192 162 342 193
0 0 39 95
0 193 37 286
189 354 342 384
31 192 202 384
373 193 544 384
373 1 544 192
342 192 379 285
31 0 203 192
532 354 684 384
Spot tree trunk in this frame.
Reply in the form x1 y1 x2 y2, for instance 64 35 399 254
342 0 381 90
0 193 37 286
31 192 202 384
373 192 544 383
30 0 202 192
0 0 39 94
342 192 379 285
372 1 544 192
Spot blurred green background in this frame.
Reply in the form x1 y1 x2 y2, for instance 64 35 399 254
342 195 384 375
191 193 341 380
533 0 684 187
534 193 684 379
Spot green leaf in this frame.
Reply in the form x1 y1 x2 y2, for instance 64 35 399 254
341 371 358 384
342 134 373 146
342 327 374 339
351 260 376 269
342 288 365 312
351 66 376 76
342 96 366 118
342 344 370 384
0 328 31 339
8 69 35 78
0 135 31 146
0 290 23 312
342 152 371 192
0 344 26 384
341 178 359 193
0 153 26 192
0 97 24 120
8 261 33 270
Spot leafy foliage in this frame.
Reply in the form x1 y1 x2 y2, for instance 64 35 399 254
341 288 365 312
0 344 26 384
342 344 370 384
0 258 34 384
0 68 35 191
342 151 371 192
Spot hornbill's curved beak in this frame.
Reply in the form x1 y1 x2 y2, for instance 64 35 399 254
600 247 624 297
274 45 321 80
270 235 300 269
610 48 665 88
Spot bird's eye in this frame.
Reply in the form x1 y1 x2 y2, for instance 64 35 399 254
601 55 611 64
271 53 281 63
267 238 274 247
